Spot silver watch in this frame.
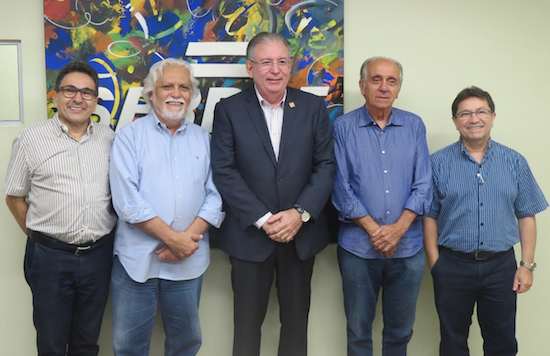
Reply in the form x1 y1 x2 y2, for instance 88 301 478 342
294 205 311 223
520 261 537 272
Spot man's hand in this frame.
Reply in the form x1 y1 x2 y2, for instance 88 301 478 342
165 231 203 259
370 222 407 257
513 266 533 293
154 245 182 263
380 245 397 258
262 209 303 243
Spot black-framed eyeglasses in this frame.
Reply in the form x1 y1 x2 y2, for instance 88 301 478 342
249 58 292 69
58 85 98 101
455 108 492 120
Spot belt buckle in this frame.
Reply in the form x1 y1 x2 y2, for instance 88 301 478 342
474 251 489 261
75 245 91 256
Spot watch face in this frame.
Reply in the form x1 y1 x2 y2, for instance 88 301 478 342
301 211 311 223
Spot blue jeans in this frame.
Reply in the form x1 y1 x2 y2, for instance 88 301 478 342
338 246 425 356
112 257 203 356
432 247 517 356
24 236 113 356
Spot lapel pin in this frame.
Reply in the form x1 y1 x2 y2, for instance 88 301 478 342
289 102 295 108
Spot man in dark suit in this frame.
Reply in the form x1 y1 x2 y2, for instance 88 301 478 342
211 32 336 356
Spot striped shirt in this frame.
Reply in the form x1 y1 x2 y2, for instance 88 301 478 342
428 140 548 253
332 106 433 259
3 114 117 244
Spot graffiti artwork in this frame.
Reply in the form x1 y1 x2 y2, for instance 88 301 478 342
44 0 344 131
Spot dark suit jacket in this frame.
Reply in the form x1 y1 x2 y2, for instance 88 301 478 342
211 87 336 262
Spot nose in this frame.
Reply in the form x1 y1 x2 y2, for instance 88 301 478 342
469 112 481 123
379 80 389 92
71 91 85 102
270 63 281 74
170 87 182 98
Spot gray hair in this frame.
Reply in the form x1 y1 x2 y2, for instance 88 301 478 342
359 57 403 87
142 58 200 106
246 32 292 61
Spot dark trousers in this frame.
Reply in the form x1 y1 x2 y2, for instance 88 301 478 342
432 247 518 356
230 242 315 356
24 236 114 356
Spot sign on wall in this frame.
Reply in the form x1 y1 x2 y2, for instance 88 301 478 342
44 0 344 132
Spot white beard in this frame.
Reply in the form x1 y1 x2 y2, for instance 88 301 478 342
152 94 188 122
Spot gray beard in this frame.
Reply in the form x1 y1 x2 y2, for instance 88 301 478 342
152 95 188 122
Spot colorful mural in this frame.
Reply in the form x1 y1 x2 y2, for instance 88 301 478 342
44 0 344 131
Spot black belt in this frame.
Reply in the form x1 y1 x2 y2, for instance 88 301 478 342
439 246 510 261
29 229 114 256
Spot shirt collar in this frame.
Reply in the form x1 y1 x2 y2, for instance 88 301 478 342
52 113 94 137
254 86 286 109
358 106 403 128
457 138 494 162
151 110 187 133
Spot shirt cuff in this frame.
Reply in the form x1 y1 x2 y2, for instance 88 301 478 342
254 212 273 229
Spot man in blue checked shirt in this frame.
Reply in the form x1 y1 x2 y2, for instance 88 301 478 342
332 57 432 356
423 86 548 356
109 58 224 356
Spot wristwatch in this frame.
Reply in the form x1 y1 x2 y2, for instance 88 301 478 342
520 261 537 272
294 205 311 223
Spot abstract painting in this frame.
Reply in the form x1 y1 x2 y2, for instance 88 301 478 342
44 0 344 131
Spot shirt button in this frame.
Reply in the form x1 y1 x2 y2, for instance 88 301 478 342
176 214 181 218
384 170 388 174
382 150 386 154
381 131 384 135
174 157 178 160
177 194 181 198
176 175 180 179
386 211 390 214
385 190 389 194
480 223 484 226
277 176 283 182
480 202 483 206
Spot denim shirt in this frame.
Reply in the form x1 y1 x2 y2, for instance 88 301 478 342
332 106 432 259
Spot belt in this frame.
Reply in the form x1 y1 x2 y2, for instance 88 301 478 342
29 229 114 256
439 246 510 261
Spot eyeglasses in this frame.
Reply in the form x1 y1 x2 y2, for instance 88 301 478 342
249 58 292 69
455 108 492 120
58 85 98 101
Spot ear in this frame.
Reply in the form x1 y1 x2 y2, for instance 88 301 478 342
452 116 459 130
52 91 59 109
246 60 254 79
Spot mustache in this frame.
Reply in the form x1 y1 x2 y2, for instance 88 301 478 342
164 96 186 105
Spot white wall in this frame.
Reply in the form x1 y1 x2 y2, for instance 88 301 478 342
1 1 549 355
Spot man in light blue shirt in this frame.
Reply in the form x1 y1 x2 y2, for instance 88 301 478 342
109 58 224 356
332 57 432 356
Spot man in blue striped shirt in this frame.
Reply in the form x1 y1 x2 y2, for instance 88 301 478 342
332 57 432 356
424 86 548 356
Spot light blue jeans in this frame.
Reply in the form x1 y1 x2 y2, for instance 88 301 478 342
112 257 203 356
338 247 425 356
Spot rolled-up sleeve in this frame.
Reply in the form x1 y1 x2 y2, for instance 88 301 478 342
404 121 433 216
197 133 225 228
109 128 158 224
332 119 369 222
